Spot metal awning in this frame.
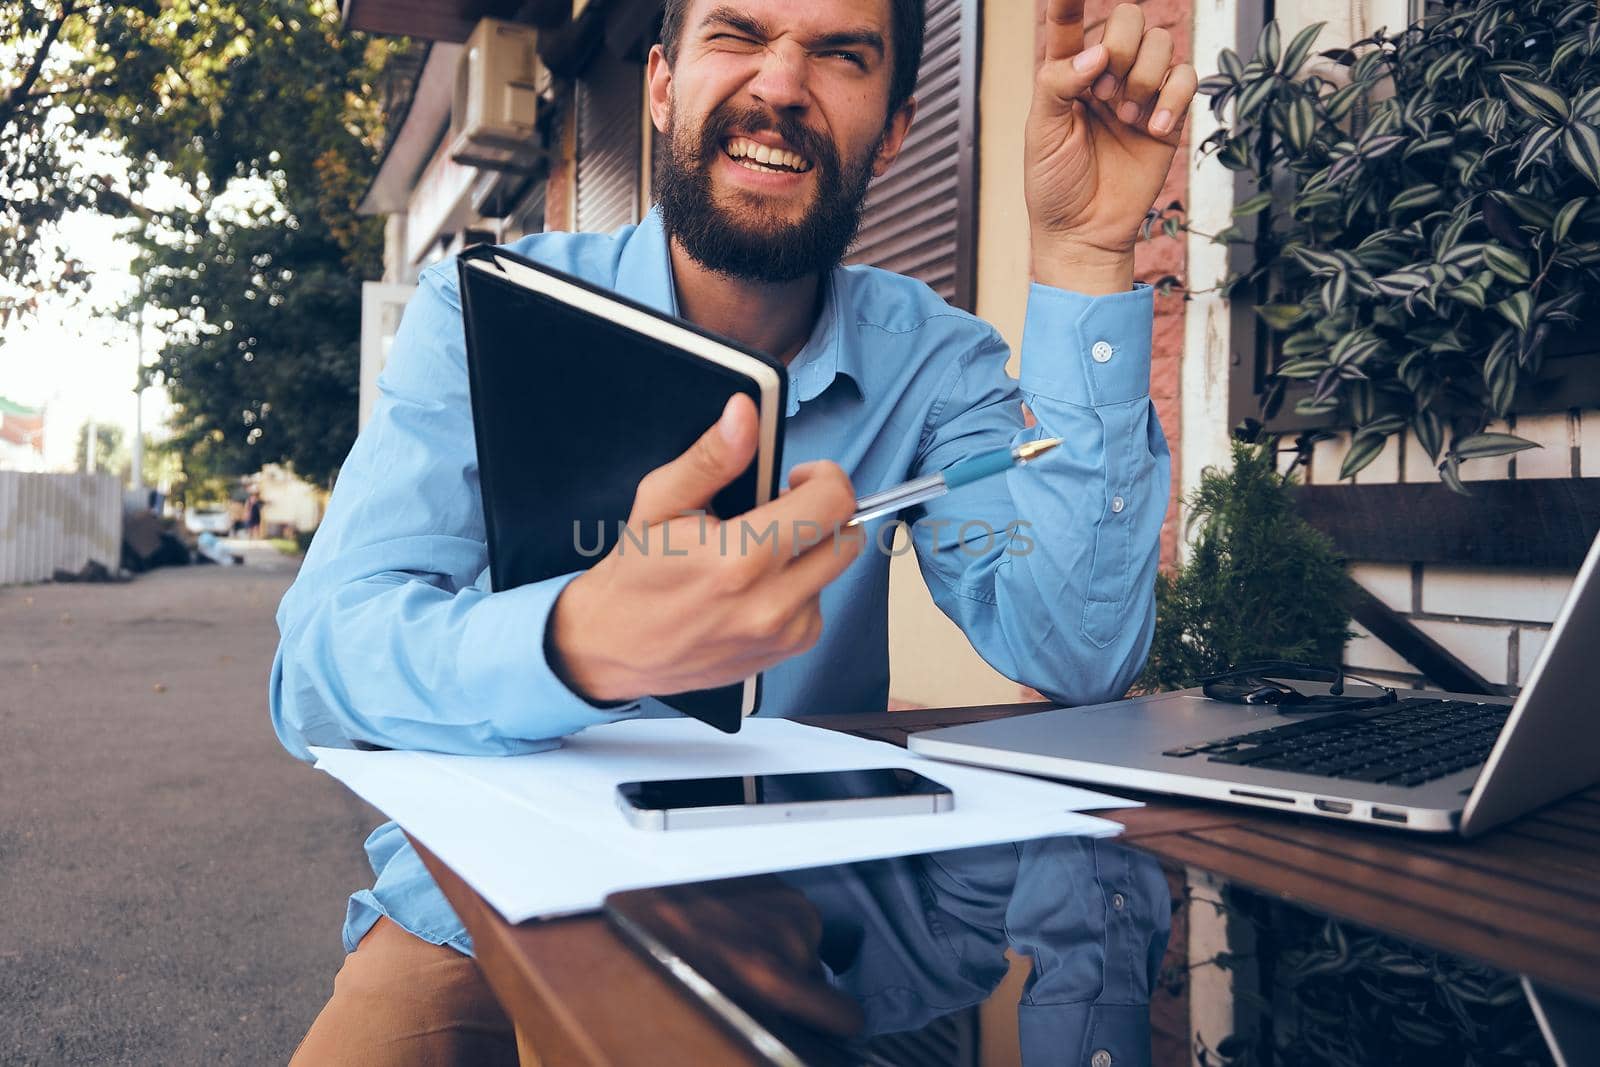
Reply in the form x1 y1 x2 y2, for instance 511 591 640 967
341 0 563 42
358 43 461 215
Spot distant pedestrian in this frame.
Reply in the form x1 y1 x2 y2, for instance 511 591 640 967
247 495 263 540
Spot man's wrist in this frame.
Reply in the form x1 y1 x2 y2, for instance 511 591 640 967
1030 234 1135 296
545 575 639 706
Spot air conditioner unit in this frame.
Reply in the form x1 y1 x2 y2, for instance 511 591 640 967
449 18 552 173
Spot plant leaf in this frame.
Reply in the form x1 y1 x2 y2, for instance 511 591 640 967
1388 184 1443 213
1440 456 1471 496
1554 197 1586 242
1285 94 1317 153
1197 74 1235 97
1412 410 1443 460
1257 21 1282 68
1275 357 1330 379
1514 123 1564 178
1354 413 1407 439
1281 22 1325 77
1339 433 1388 480
1499 74 1570 124
1495 290 1533 332
1256 303 1308 330
1482 244 1532 284
1232 191 1274 217
1452 432 1539 460
1374 270 1431 297
1561 121 1600 188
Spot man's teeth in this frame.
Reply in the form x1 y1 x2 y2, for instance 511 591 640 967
724 136 810 172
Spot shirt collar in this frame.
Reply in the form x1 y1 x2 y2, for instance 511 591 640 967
614 208 863 416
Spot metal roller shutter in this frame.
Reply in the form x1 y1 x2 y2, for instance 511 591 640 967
846 0 980 309
576 51 644 233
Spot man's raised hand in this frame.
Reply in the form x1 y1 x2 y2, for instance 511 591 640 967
1026 0 1199 294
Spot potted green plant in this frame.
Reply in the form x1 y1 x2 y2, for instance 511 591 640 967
1189 0 1600 490
1139 437 1352 692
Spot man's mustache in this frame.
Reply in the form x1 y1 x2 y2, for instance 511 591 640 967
694 104 839 177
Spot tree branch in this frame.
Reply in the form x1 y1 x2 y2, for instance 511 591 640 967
0 2 77 132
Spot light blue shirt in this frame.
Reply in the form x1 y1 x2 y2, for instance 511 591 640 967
269 207 1170 955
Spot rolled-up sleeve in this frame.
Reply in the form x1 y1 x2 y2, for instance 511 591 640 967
269 265 640 763
908 282 1170 707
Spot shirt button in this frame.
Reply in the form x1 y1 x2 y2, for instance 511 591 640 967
1091 340 1114 363
1111 496 1126 514
1111 892 1126 910
1092 1050 1113 1067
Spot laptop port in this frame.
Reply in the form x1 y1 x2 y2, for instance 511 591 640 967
1371 806 1409 824
1314 799 1352 814
1228 789 1295 804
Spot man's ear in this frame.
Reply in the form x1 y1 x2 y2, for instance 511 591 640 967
647 44 672 135
870 97 917 178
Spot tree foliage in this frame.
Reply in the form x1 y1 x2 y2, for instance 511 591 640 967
1196 0 1600 491
1139 440 1353 692
1 0 400 484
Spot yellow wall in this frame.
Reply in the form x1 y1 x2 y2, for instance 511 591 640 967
885 0 1037 709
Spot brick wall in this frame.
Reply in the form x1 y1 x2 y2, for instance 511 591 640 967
1303 410 1598 691
1125 0 1193 571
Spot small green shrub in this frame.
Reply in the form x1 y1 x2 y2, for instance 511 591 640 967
1139 439 1352 692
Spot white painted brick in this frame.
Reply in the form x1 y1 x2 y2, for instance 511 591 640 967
1581 410 1600 478
1353 431 1401 483
1513 412 1575 480
1421 566 1576 623
1308 432 1351 486
1518 627 1551 686
1413 619 1510 685
1350 562 1413 612
1401 429 1439 483
1460 419 1515 482
1346 620 1421 674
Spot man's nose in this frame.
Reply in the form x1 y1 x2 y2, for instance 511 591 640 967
747 42 811 112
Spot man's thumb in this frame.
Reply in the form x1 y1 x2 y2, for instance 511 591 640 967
1038 43 1107 112
630 393 758 522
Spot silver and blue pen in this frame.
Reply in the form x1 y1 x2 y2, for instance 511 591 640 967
845 437 1063 527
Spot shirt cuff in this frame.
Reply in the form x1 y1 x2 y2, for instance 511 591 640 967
458 572 642 739
1018 282 1154 407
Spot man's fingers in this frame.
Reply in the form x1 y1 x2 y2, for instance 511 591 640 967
782 521 864 591
1041 0 1087 62
1115 27 1174 125
630 393 757 523
1091 4 1146 102
722 461 856 570
1036 43 1108 108
1147 63 1198 141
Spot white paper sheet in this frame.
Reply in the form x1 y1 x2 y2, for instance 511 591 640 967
312 717 1137 922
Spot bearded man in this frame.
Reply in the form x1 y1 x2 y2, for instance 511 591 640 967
275 1 1197 1063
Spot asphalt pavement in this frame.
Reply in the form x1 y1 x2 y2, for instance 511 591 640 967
0 542 381 1065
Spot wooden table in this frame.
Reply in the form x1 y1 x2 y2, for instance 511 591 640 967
414 705 1600 1065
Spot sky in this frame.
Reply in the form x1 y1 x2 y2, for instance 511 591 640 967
0 143 274 474
0 209 172 472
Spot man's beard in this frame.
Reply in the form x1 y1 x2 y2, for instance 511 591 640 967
653 100 881 284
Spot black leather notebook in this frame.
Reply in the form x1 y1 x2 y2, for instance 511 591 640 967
457 244 787 733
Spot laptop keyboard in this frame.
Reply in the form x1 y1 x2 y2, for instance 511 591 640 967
1162 698 1510 788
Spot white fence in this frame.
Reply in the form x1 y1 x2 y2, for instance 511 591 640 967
0 471 123 584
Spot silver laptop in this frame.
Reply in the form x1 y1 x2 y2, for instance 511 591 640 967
910 531 1600 837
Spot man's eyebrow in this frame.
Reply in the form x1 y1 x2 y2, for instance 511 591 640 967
696 8 886 60
809 29 886 58
698 6 770 41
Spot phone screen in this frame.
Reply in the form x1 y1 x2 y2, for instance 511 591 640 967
618 768 950 812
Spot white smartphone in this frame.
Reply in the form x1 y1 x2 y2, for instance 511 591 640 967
616 768 955 831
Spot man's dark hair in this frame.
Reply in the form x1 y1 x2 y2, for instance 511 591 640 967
657 0 926 122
